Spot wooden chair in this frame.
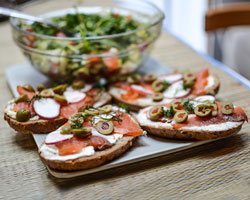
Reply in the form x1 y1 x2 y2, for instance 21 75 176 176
205 3 250 32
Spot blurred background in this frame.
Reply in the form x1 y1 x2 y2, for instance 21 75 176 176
1 0 250 80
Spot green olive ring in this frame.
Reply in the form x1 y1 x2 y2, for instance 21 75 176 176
37 84 46 92
72 128 92 138
148 105 163 120
194 104 211 117
72 80 85 90
60 126 72 135
14 94 28 104
174 110 188 123
40 89 53 98
54 94 68 104
52 84 67 94
95 120 114 135
221 102 234 115
22 84 35 92
152 92 163 102
99 104 113 113
152 80 166 92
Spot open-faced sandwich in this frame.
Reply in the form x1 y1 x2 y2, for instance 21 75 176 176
109 68 220 111
39 105 144 171
135 95 248 140
4 80 111 134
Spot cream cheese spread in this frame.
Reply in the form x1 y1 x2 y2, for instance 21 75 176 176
40 129 123 161
136 106 241 132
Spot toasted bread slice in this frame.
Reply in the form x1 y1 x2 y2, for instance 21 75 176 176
4 92 111 134
135 106 245 140
109 74 220 112
39 136 135 171
4 114 67 134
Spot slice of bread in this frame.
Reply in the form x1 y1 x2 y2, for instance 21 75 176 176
109 75 220 112
4 92 111 134
39 136 135 171
141 121 243 140
135 107 244 140
4 114 67 134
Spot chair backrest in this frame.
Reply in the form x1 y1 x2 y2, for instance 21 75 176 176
205 3 250 32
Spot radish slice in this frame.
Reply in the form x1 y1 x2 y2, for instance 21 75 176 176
66 84 92 93
33 98 60 119
163 80 190 99
191 95 215 107
159 73 183 84
45 128 73 145
64 90 86 103
131 84 153 95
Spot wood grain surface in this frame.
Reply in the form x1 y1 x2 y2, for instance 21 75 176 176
0 1 250 200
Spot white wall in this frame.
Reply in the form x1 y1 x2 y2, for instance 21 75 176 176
149 0 208 53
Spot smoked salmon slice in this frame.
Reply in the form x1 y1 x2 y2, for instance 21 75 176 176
191 68 209 96
113 112 143 136
60 96 93 119
55 136 111 156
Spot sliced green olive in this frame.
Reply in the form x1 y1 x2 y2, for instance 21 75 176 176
209 103 218 116
37 84 46 92
183 79 195 89
152 92 163 102
84 109 99 115
60 126 72 135
72 80 85 90
174 110 188 123
127 74 141 84
16 108 31 122
14 94 28 104
183 72 196 82
144 74 157 83
52 84 67 94
72 128 92 138
22 84 35 92
148 106 163 120
171 99 183 113
95 120 114 135
40 89 53 97
221 102 234 115
183 72 196 89
194 104 211 117
152 80 168 92
99 104 113 113
54 94 67 104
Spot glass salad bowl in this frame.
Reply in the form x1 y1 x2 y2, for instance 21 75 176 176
10 0 164 82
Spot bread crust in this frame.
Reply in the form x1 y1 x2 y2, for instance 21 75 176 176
109 75 220 112
4 113 67 134
140 121 243 140
39 136 135 171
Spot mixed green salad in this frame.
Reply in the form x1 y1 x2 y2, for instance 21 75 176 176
17 11 154 82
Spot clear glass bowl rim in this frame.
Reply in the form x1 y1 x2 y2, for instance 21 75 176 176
9 0 165 41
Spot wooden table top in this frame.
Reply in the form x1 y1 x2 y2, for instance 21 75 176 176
0 3 250 200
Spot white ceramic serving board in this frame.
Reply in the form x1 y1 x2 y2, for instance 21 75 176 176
6 58 219 178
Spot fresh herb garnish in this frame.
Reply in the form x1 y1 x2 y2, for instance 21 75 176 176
181 100 194 113
118 103 130 113
163 106 174 118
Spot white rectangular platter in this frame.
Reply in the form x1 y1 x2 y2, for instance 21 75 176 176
6 58 218 178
